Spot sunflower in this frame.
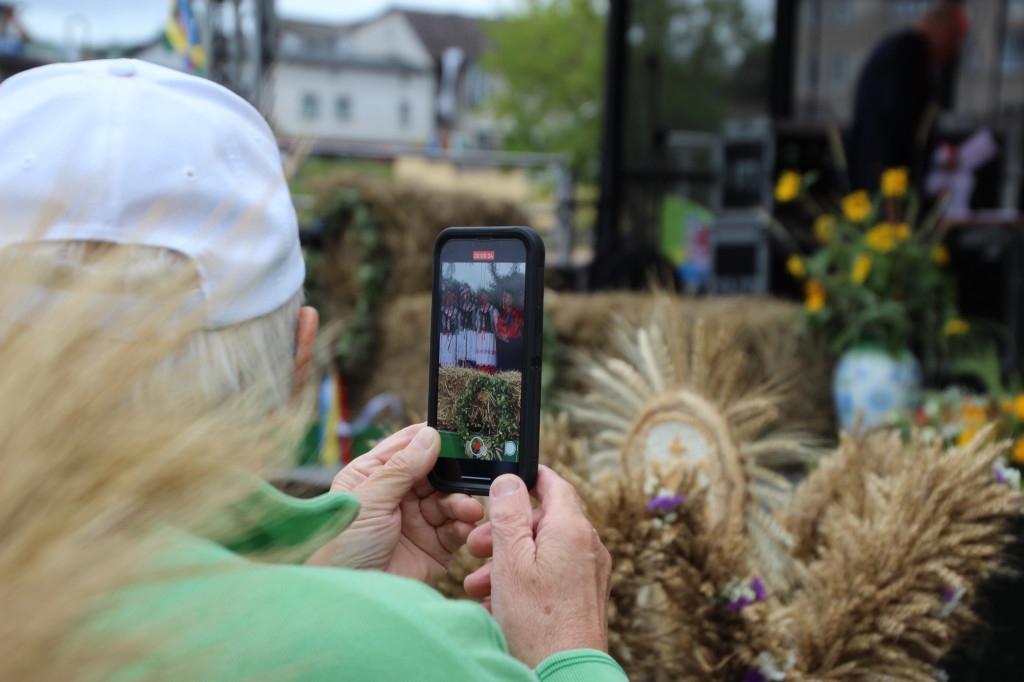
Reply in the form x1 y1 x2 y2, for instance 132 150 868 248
842 191 871 222
774 170 801 203
943 319 969 336
881 167 909 197
851 253 873 284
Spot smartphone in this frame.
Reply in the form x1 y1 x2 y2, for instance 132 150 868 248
427 226 544 495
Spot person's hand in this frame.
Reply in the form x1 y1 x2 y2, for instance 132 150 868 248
306 424 484 586
463 466 611 668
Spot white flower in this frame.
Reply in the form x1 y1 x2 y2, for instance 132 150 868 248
932 669 949 681
757 651 796 681
993 459 1022 490
934 586 966 619
643 476 658 496
920 426 938 443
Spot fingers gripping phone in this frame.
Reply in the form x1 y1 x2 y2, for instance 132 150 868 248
428 227 544 495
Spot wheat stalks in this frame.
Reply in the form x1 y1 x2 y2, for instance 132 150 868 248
777 430 1021 679
0 243 315 681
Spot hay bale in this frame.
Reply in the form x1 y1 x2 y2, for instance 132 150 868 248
365 291 834 436
361 292 432 416
436 366 522 434
309 173 531 322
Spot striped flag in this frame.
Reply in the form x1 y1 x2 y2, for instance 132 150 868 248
163 0 206 75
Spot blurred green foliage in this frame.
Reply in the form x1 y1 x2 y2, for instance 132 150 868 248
483 0 606 181
483 0 769 182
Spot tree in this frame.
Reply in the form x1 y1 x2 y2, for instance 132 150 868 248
623 0 766 165
482 0 606 181
483 0 767 181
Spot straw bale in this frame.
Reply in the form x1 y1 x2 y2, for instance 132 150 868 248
436 366 522 433
546 291 834 435
361 292 432 415
309 173 530 320
365 290 832 434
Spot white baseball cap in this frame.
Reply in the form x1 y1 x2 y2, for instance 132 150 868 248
0 58 304 329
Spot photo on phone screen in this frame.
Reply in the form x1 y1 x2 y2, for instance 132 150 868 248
435 240 526 464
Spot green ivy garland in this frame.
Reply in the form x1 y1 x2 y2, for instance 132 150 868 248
307 187 390 374
455 375 518 461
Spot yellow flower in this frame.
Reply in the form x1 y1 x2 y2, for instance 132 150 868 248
813 215 835 244
1004 394 1024 421
804 279 826 313
866 223 897 253
881 167 909 197
957 428 979 447
961 404 987 425
786 255 806 279
943 319 969 336
774 171 801 203
932 244 950 266
851 253 873 284
1013 439 1024 465
842 191 871 222
894 223 911 241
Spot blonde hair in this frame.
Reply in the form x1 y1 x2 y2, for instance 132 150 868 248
0 240 312 680
0 240 303 411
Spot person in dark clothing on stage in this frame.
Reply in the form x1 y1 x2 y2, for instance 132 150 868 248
496 289 524 373
847 1 969 191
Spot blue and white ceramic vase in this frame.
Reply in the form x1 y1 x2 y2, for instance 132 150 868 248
832 346 922 432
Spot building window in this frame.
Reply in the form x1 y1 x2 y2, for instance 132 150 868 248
335 95 352 121
476 131 495 150
805 0 821 28
892 0 929 20
301 92 319 120
806 57 819 88
830 53 846 90
1003 31 1024 74
399 100 411 127
465 62 490 108
833 0 850 26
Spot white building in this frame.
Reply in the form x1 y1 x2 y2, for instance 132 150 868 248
269 9 498 149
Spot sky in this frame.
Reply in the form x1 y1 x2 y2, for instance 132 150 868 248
13 0 515 46
12 0 773 48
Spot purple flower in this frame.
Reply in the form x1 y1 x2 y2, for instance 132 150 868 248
727 595 751 611
943 586 958 603
752 576 767 602
646 493 686 513
743 671 766 682
995 468 1007 484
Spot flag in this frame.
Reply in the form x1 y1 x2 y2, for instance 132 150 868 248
163 0 206 76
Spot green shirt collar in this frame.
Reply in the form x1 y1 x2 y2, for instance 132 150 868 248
192 473 360 564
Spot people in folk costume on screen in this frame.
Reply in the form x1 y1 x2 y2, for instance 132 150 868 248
496 289 524 373
475 289 499 374
439 289 459 367
457 285 477 368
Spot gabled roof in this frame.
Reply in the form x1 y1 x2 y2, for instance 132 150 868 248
397 9 487 63
279 17 363 39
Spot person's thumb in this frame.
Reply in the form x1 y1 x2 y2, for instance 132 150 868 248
488 474 535 563
361 426 439 508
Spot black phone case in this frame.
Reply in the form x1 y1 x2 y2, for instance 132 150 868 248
427 226 544 495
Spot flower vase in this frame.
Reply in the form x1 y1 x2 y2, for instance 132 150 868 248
832 346 922 432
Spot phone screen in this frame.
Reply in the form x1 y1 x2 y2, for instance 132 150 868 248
435 238 527 478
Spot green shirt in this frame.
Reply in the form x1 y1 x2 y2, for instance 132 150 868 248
90 480 627 681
